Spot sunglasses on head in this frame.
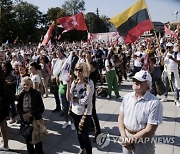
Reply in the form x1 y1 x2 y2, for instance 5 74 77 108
132 78 145 85
75 68 83 72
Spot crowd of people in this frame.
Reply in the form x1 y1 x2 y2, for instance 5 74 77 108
0 35 179 154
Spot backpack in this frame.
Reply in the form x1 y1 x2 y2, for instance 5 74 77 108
96 87 108 97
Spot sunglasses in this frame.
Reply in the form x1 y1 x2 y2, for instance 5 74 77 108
75 68 83 72
132 78 145 85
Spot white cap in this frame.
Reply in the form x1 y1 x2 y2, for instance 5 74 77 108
133 70 152 83
166 42 173 47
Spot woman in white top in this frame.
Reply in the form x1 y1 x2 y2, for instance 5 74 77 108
29 62 41 91
67 62 94 154
105 51 120 99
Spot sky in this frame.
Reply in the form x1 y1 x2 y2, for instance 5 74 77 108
24 0 180 23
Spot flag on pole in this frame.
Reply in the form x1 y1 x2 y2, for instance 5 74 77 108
164 24 178 38
142 54 149 70
60 52 73 84
56 12 87 33
13 37 19 44
41 21 55 46
109 0 153 44
164 24 173 35
5 40 9 45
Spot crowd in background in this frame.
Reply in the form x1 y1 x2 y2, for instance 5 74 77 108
0 35 180 153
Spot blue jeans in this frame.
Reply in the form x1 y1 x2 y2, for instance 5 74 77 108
163 71 179 100
59 94 72 122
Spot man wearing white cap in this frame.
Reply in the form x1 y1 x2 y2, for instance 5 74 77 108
118 70 163 154
162 42 180 107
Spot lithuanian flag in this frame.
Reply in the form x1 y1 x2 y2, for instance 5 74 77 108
110 0 153 44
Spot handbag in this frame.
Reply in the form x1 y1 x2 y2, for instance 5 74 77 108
20 122 33 140
31 119 48 144
155 78 166 96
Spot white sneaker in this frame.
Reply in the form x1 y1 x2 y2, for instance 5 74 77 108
176 101 180 107
107 95 111 99
161 96 167 102
71 123 75 131
0 145 9 151
62 122 69 129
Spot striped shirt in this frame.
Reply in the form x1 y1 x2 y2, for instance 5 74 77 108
120 91 163 131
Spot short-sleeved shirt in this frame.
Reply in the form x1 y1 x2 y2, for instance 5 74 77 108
31 74 41 91
105 59 115 72
53 57 67 77
164 51 180 71
120 91 163 131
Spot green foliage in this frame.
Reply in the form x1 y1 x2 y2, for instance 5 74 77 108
0 0 111 44
13 1 42 43
85 12 110 33
47 7 67 21
1 0 16 43
62 0 85 15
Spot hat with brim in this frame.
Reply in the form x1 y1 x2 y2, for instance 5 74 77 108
133 70 152 83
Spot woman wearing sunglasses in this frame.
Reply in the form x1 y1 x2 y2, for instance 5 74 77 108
66 62 94 154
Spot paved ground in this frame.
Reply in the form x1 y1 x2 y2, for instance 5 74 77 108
0 80 180 154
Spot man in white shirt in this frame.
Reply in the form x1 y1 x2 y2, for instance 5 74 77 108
162 42 180 107
51 47 67 112
118 70 163 154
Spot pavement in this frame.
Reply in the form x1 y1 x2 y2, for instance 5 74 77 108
0 80 180 154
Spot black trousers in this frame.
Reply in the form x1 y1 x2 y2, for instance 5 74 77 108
26 136 44 154
91 91 101 136
54 94 61 110
71 112 92 154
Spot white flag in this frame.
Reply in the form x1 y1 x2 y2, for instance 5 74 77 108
60 52 73 84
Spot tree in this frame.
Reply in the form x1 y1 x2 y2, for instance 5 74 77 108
13 1 42 43
47 7 67 21
100 15 111 32
62 0 85 15
1 0 16 43
85 12 110 33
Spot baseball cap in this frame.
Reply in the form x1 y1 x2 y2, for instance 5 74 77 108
133 70 152 83
166 42 173 47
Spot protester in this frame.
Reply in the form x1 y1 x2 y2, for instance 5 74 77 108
0 65 9 151
57 71 75 130
17 77 45 154
52 47 67 112
29 62 41 91
162 42 180 106
148 57 162 96
94 44 105 84
85 51 101 141
2 61 17 124
66 62 94 154
105 50 120 99
118 70 163 154
39 56 51 98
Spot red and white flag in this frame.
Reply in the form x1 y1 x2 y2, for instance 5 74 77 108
41 21 55 46
56 12 87 33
